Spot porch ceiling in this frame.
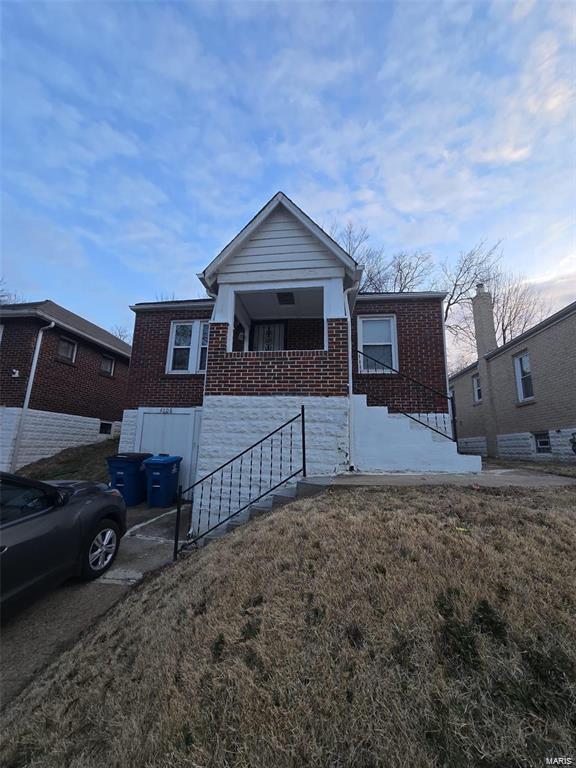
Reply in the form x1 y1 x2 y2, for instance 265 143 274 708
236 287 323 320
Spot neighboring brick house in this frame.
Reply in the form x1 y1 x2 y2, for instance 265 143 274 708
449 286 576 461
0 300 130 471
120 192 478 490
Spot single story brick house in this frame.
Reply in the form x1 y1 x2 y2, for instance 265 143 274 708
0 300 130 471
449 286 576 460
120 192 479 497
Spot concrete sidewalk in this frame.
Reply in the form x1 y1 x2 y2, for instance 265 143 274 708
304 467 576 489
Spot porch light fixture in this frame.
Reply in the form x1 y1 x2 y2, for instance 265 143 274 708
276 291 295 305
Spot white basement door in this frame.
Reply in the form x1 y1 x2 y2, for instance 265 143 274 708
136 408 200 491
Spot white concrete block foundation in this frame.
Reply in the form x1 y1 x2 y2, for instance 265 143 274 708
0 407 121 472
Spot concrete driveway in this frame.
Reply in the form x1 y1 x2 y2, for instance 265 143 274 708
0 502 188 709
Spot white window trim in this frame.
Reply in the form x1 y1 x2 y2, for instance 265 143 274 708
0 324 4 346
198 321 209 372
101 355 115 376
165 320 209 374
357 314 398 373
514 352 534 402
472 373 482 402
57 336 77 363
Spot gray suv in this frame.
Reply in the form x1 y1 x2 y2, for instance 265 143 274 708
0 472 127 612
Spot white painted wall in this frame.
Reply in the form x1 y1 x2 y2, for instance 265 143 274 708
351 395 481 473
0 407 122 471
457 436 488 457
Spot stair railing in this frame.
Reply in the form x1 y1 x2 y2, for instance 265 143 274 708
173 406 306 559
354 348 457 442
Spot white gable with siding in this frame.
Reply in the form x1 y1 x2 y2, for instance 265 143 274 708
198 191 361 292
218 207 345 282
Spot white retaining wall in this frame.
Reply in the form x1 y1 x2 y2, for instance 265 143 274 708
0 408 21 472
497 428 576 461
457 436 488 457
0 406 121 471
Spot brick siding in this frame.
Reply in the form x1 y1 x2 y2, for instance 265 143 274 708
285 318 324 350
204 319 348 397
0 318 129 421
352 299 448 412
125 308 213 408
0 318 39 407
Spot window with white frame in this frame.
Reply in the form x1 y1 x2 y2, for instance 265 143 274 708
514 352 534 401
167 321 209 374
100 355 115 376
57 337 77 363
357 316 398 373
472 373 482 402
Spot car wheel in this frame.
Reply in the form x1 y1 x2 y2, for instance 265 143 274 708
80 519 120 580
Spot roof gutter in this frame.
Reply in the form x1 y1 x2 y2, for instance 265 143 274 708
11 321 55 472
129 300 215 312
356 292 447 301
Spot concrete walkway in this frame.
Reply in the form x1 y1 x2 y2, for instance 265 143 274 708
304 468 576 489
0 502 187 709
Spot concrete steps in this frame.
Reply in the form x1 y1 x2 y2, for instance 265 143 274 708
191 479 322 547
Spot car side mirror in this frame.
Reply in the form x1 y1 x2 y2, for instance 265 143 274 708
55 490 70 507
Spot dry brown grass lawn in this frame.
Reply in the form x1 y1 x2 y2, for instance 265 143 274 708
489 458 576 480
16 437 119 483
1 485 575 768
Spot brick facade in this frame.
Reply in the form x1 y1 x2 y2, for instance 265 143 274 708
125 307 213 408
123 298 450 410
0 318 39 407
204 319 349 397
352 298 448 412
450 303 576 457
0 318 129 421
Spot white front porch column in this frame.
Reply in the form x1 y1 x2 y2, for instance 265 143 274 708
212 284 235 351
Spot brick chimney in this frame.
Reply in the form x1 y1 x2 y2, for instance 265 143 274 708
472 283 497 357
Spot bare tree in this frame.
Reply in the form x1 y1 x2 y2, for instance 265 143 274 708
491 271 548 345
388 251 434 292
329 221 544 363
330 221 433 293
0 277 24 304
439 242 501 324
110 324 132 344
447 270 548 359
155 291 178 302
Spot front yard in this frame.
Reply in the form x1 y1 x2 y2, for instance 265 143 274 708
1 484 575 768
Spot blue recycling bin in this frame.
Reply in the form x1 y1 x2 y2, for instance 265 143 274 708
107 452 152 506
143 455 183 508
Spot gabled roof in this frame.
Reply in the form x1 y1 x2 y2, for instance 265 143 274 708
0 300 131 358
198 191 361 292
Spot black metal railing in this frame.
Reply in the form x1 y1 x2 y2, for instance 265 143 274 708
173 406 306 559
354 348 457 442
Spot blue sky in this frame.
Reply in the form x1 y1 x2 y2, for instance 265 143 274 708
2 0 575 335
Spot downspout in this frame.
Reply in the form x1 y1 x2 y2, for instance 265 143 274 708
10 321 55 472
344 286 356 471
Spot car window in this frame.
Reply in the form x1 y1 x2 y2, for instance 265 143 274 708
0 480 54 525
